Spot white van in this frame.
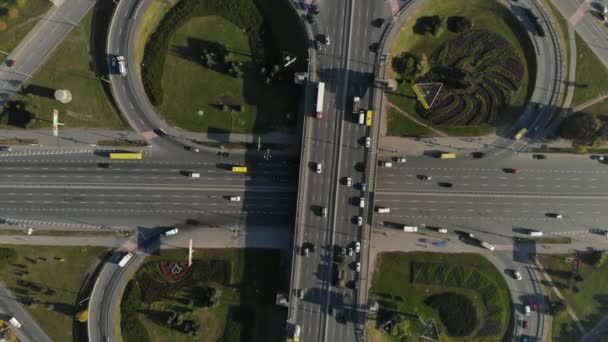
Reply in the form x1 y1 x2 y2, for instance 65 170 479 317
376 207 390 213
117 56 127 76
524 305 531 316
403 226 418 232
358 110 365 125
229 196 241 202
164 228 179 237
9 317 21 328
359 197 365 208
188 172 200 178
438 228 448 233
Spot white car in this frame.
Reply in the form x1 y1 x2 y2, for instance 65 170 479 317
323 34 330 45
514 271 522 280
555 213 563 219
365 137 371 148
229 196 241 202
316 163 322 173
348 247 353 256
345 177 352 187
359 197 365 208
355 242 360 253
357 216 363 226
380 161 392 168
396 157 406 163
355 262 361 272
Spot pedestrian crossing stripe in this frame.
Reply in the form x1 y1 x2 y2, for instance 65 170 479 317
388 0 400 15
141 130 158 140
122 241 139 252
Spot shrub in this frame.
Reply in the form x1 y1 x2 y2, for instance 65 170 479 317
8 7 18 19
448 16 473 33
425 292 477 336
0 21 7 32
0 248 16 268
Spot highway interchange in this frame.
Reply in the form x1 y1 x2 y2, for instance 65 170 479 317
0 0 607 341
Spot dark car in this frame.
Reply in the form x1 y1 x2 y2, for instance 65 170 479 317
5 59 15 67
438 182 453 188
471 152 485 159
503 168 520 174
417 174 432 181
310 4 319 14
306 13 315 24
98 162 112 169
532 154 546 160
336 311 346 324
373 18 385 27
521 320 528 329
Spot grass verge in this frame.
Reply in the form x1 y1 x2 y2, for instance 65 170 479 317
529 146 608 154
585 98 608 117
538 252 608 340
386 108 435 137
97 139 149 147
0 229 121 237
0 245 106 342
190 139 286 150
0 1 51 63
0 138 36 145
369 252 512 341
0 6 124 129
121 248 287 342
571 33 608 108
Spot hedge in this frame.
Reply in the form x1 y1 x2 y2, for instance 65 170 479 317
120 280 150 342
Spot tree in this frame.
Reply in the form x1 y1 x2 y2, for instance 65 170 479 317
210 287 222 307
559 112 603 144
414 53 431 78
392 52 416 76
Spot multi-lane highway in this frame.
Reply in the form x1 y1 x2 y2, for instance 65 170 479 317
290 0 389 340
0 152 296 229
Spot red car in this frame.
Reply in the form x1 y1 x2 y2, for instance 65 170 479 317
504 168 520 174
532 303 539 311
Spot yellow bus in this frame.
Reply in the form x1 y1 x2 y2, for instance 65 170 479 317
109 152 143 160
439 152 456 159
231 166 248 173
514 128 528 141
365 110 373 126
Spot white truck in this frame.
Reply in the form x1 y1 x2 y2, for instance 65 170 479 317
528 231 543 237
316 82 325 119
376 207 390 213
481 241 495 251
118 252 134 267
402 226 418 232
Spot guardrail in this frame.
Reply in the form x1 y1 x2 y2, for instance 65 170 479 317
286 0 316 327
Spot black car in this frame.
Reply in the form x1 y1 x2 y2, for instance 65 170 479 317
373 18 385 27
438 182 453 188
98 162 112 169
336 311 346 324
306 13 315 24
532 154 546 160
310 4 320 14
471 152 485 159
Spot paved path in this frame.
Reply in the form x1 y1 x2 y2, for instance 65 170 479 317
385 101 447 137
573 92 608 112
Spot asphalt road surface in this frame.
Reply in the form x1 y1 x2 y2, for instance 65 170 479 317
291 0 388 341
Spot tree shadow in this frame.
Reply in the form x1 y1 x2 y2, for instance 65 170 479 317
0 100 35 128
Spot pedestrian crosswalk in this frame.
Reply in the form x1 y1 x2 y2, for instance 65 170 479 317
0 149 95 157
493 243 519 252
141 130 158 140
122 240 139 252
388 0 401 16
